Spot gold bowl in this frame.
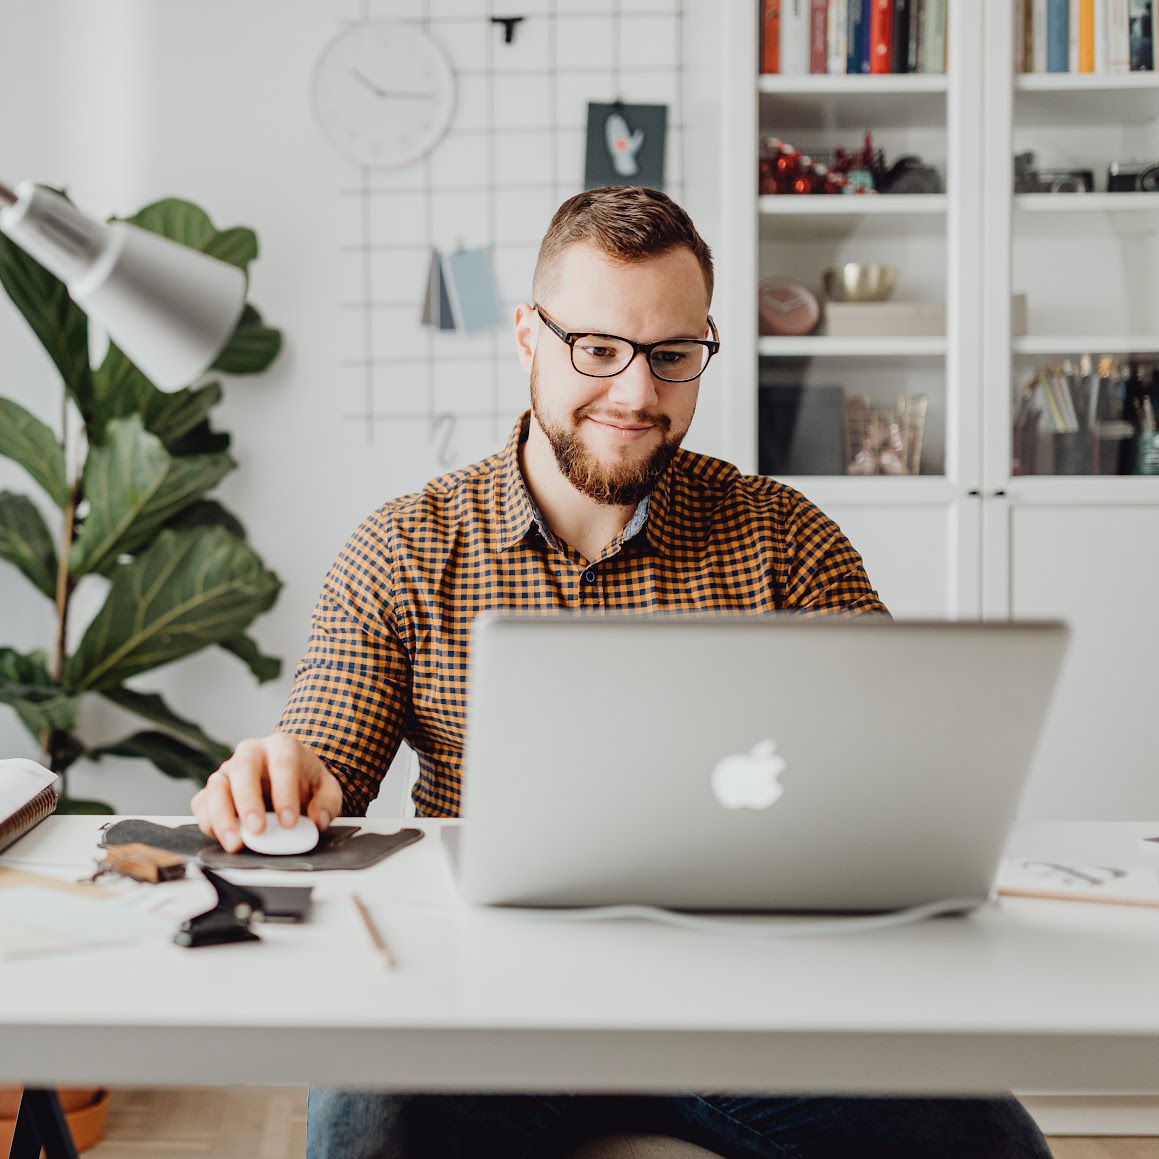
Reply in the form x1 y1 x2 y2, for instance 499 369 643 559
822 263 898 302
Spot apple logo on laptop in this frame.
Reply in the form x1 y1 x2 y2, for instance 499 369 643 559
710 740 786 810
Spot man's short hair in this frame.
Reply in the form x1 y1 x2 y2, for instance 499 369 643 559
532 186 714 309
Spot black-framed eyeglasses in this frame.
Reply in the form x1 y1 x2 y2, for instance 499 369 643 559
534 305 720 384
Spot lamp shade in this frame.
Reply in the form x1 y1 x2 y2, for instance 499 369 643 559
0 182 247 391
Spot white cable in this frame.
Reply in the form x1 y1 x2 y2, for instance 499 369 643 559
498 897 990 937
368 892 991 936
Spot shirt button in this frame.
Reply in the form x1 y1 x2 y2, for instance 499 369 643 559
583 569 597 584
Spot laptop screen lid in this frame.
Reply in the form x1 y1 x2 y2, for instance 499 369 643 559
455 614 1068 912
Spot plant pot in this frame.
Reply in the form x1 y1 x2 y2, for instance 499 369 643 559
0 1086 110 1152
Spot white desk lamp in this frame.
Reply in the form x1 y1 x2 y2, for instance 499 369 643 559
0 180 247 391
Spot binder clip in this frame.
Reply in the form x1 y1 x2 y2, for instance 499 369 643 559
173 866 265 948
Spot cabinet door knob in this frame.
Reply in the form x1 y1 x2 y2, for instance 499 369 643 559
993 489 1007 498
966 489 980 496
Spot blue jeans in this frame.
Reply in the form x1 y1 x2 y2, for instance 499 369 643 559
305 1090 1052 1158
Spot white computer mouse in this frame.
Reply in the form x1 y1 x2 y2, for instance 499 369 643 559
239 812 320 856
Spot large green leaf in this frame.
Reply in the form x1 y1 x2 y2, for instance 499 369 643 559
164 420 231 457
204 227 259 269
0 647 81 741
123 199 256 270
220 634 281 684
166 498 246 540
0 193 94 421
90 729 221 783
0 399 68 508
0 491 58 598
69 416 234 577
92 343 224 450
56 797 114 815
211 304 282 376
100 685 232 766
65 525 282 691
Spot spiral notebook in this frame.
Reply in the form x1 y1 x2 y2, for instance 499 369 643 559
0 758 60 856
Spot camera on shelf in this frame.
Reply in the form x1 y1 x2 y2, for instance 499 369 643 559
1013 151 1094 194
1107 159 1159 193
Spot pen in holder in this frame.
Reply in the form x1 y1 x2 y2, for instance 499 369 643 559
173 866 266 948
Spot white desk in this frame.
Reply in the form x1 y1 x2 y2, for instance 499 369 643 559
2 817 1159 1095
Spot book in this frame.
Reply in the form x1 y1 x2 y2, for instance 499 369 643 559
1079 0 1096 68
0 759 59 857
1033 0 1050 69
810 0 829 71
923 0 946 71
847 0 866 72
908 0 925 72
1047 0 1070 70
781 0 810 73
1071 0 1082 68
1015 0 1031 72
825 301 945 337
892 0 913 71
869 0 893 72
827 0 848 71
997 858 1159 908
1093 0 1110 70
760 0 781 73
1109 0 1131 69
1129 0 1155 68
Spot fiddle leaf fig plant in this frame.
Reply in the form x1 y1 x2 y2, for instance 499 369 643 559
0 193 283 813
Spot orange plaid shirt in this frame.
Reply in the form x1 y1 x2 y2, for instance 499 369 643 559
277 413 888 817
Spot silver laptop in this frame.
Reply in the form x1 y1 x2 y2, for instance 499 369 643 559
452 614 1068 912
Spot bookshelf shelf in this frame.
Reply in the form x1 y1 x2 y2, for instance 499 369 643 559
758 74 947 130
1014 193 1159 214
758 336 947 357
1014 73 1159 125
759 194 947 215
1013 335 1159 356
758 193 947 237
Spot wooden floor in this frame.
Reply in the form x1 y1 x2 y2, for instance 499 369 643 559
83 1087 1159 1158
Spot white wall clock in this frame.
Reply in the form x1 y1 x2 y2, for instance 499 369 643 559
312 20 456 169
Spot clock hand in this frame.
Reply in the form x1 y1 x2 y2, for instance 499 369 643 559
350 69 434 99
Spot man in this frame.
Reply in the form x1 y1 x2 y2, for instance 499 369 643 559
192 187 1051 1159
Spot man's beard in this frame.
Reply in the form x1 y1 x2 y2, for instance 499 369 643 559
530 360 688 507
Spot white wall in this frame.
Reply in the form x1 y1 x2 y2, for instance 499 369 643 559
0 0 708 815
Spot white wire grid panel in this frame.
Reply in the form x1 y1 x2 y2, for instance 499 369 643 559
334 0 688 470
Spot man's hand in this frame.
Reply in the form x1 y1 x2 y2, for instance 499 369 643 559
191 733 343 853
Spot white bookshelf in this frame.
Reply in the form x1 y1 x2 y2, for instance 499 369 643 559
758 336 947 357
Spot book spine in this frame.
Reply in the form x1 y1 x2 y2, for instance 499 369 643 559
1108 0 1130 68
810 0 830 70
1093 0 1109 69
782 0 809 73
847 0 864 71
1014 0 1027 70
870 0 894 71
892 0 912 70
1047 0 1070 70
923 0 946 71
1033 0 1049 67
760 0 782 73
908 0 927 70
828 0 848 71
1079 0 1096 67
1129 0 1154 68
0 785 59 857
1070 0 1082 67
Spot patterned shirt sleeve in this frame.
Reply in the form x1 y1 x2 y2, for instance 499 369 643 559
276 511 412 816
780 491 890 616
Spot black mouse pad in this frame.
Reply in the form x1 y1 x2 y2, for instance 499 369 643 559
100 819 424 872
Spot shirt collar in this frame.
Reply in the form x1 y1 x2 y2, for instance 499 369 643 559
495 411 672 555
